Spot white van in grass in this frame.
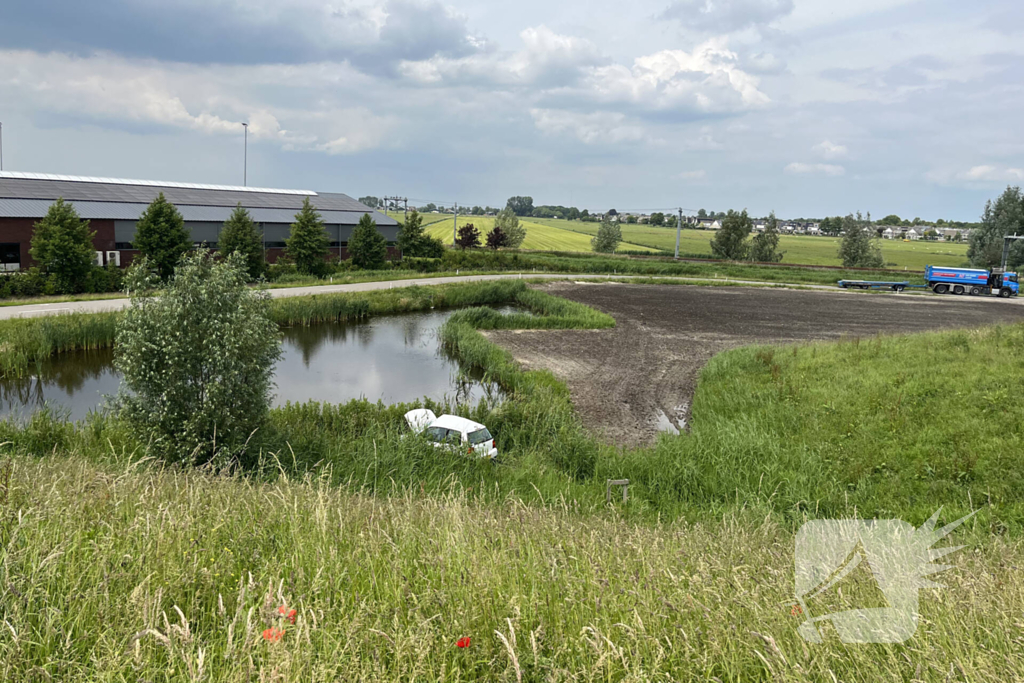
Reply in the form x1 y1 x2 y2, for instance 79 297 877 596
404 409 498 460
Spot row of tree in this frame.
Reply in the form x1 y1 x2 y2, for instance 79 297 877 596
707 210 888 266
27 194 402 293
708 210 786 263
452 209 527 250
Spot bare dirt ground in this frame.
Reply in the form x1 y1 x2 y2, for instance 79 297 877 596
485 282 1024 446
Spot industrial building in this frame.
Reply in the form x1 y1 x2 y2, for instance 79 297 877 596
0 171 399 271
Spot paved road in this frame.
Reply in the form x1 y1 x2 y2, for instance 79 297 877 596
0 272 1017 319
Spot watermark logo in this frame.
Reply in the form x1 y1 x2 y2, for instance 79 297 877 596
792 508 974 644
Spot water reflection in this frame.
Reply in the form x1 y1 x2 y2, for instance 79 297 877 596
0 348 119 421
0 308 509 422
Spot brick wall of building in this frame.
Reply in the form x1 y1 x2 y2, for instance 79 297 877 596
0 218 400 269
0 217 117 268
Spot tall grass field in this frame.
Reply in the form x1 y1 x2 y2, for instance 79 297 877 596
1 455 1020 682
1 279 1022 679
529 217 971 269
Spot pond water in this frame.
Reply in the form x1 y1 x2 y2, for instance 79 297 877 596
0 308 510 422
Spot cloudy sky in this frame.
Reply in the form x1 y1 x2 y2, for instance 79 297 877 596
1 0 1023 219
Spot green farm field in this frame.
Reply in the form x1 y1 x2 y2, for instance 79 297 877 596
387 212 660 253
530 217 971 269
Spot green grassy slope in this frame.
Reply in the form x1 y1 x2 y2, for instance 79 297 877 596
2 453 1018 681
531 217 970 269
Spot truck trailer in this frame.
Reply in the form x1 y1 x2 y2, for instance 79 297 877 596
924 266 1018 298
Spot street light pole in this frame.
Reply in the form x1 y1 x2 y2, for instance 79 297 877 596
241 122 248 186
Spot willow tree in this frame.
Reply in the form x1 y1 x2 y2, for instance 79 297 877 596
115 250 281 465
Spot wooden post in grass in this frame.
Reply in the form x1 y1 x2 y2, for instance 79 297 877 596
606 479 629 504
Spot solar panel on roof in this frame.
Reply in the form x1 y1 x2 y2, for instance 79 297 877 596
0 172 382 216
0 171 315 196
0 198 399 225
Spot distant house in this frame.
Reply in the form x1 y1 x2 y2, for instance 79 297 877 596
906 228 920 241
883 227 896 239
753 221 767 232
696 218 721 230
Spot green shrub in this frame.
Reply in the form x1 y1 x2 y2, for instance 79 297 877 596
115 251 281 465
0 270 46 299
401 257 443 272
82 264 124 294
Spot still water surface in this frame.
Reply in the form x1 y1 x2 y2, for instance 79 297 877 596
0 309 505 421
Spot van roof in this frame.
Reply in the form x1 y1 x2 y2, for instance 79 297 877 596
431 414 486 432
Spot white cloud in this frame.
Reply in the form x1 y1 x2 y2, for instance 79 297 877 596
510 25 604 79
683 127 725 150
530 108 649 145
961 165 1024 181
398 25 603 86
784 162 846 176
399 35 768 119
926 165 1024 185
314 108 398 155
0 50 240 135
578 38 770 113
0 50 392 154
813 140 848 159
743 51 787 75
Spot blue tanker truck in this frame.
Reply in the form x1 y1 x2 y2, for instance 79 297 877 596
838 266 1019 297
923 266 1018 298
838 235 1023 297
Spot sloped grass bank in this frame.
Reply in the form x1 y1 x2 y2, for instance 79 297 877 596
1 454 1021 682
1 286 1022 680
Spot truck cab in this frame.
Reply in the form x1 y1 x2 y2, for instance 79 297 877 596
989 271 1019 298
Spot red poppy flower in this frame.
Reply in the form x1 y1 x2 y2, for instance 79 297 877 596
457 637 471 648
278 605 297 624
790 605 803 616
262 628 285 642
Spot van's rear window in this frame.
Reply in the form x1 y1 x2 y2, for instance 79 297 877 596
468 428 492 444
